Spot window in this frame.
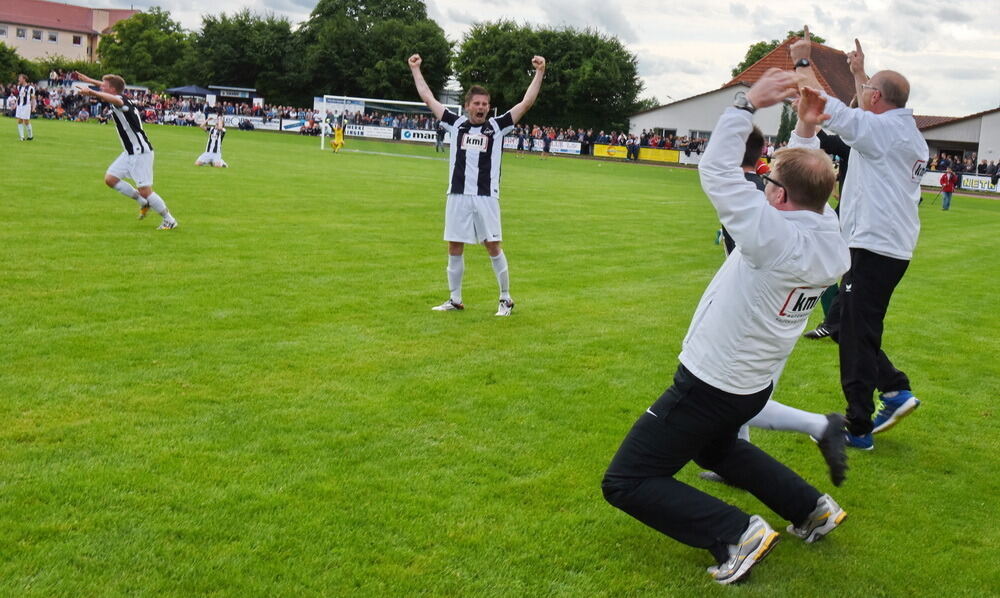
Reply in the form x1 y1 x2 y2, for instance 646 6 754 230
32 29 43 41
17 28 27 39
48 31 58 43
690 130 712 141
72 35 82 46
0 26 7 38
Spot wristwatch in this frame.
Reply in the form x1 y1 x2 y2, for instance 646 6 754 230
733 91 756 114
794 58 811 69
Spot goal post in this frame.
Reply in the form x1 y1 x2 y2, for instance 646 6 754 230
318 95 462 150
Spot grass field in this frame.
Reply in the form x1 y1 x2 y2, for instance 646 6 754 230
2 117 999 597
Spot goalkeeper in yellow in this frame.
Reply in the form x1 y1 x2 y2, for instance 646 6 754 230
329 115 345 153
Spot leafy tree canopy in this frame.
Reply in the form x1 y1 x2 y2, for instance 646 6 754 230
731 29 827 78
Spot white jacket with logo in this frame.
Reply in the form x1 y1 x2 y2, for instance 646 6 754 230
822 95 927 260
683 108 850 395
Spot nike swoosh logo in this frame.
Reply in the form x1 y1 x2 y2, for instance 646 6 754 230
646 408 657 417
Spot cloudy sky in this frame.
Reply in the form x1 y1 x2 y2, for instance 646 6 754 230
74 0 1000 116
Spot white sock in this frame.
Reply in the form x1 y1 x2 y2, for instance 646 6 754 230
490 251 511 301
748 399 828 438
113 181 143 204
738 424 751 442
26 124 33 138
18 124 24 139
447 255 464 304
146 192 174 221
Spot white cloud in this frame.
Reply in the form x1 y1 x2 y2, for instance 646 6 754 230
51 0 1000 116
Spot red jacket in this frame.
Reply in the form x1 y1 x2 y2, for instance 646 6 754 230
940 172 958 192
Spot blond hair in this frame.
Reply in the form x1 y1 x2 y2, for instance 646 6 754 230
102 74 126 93
771 148 836 212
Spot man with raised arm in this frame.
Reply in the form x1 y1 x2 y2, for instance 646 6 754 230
409 53 545 316
75 72 178 230
602 69 851 585
790 40 926 450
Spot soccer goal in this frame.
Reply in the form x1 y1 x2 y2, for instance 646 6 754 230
317 95 462 150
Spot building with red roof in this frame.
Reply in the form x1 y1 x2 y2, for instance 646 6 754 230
0 0 137 63
629 37 857 142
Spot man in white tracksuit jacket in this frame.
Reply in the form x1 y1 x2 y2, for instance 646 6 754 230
602 69 851 585
809 41 927 449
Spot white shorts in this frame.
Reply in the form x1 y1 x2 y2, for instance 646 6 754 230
15 105 31 120
196 151 227 166
107 151 155 188
444 193 502 244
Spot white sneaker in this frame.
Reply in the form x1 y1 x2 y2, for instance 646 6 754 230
495 299 514 316
432 299 464 311
786 494 847 543
707 515 780 585
157 219 178 230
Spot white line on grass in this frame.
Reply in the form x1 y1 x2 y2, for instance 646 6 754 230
341 149 448 162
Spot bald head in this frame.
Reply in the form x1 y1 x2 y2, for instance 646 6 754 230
871 70 909 108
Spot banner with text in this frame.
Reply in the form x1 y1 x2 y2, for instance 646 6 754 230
345 124 395 139
400 128 452 144
501 137 582 155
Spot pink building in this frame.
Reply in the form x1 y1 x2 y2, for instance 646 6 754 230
0 0 137 62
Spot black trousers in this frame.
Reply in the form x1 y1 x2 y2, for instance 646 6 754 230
602 365 821 564
830 248 911 435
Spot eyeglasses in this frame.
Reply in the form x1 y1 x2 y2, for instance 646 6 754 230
860 83 881 93
761 173 785 190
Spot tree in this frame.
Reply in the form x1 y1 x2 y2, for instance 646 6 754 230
191 10 297 104
0 42 36 83
97 8 194 89
295 0 450 102
730 29 827 78
454 21 644 130
776 102 798 144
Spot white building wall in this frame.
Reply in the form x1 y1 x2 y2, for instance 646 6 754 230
629 85 785 138
977 112 1000 164
922 117 982 144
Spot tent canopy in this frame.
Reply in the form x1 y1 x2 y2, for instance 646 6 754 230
165 85 212 97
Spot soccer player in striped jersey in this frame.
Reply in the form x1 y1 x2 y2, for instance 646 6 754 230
15 74 36 141
196 117 228 167
409 53 545 316
75 72 178 230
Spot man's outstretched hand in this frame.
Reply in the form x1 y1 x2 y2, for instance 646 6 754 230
746 68 803 109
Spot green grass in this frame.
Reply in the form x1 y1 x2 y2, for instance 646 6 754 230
2 117 998 597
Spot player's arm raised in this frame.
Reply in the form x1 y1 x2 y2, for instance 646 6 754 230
408 54 445 120
509 56 546 124
73 71 102 86
78 87 123 107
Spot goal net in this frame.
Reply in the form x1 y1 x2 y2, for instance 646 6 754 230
317 95 462 149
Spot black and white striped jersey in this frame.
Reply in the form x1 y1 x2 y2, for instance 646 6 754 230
205 127 225 153
17 84 35 106
440 109 515 198
109 96 154 155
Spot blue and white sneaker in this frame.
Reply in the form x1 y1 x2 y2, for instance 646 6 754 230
845 431 874 451
872 390 921 434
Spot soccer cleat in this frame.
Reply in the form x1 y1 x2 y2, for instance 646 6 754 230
156 220 178 230
844 431 873 451
707 515 780 585
431 299 464 311
787 494 847 543
495 299 514 317
816 414 848 486
138 205 150 220
872 390 920 434
804 325 833 339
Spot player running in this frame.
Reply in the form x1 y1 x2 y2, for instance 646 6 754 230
76 72 178 230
